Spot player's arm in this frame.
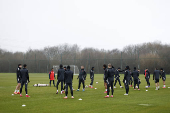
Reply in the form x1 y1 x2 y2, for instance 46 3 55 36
49 72 51 79
27 70 30 82
84 71 87 80
105 70 108 81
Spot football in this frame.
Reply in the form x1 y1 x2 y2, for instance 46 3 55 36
145 86 148 89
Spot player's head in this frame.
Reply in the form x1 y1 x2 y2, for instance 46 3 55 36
160 68 163 71
91 67 94 70
18 64 22 68
108 63 112 68
51 68 54 71
155 68 158 70
64 66 66 70
118 67 121 71
23 64 27 68
125 66 129 70
81 66 84 69
60 64 63 68
134 67 136 70
103 64 107 69
145 68 148 71
67 65 70 70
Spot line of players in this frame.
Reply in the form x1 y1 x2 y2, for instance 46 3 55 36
14 63 166 98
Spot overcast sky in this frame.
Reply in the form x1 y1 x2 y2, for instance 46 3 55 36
0 0 170 52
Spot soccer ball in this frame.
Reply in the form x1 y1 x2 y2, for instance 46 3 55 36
85 85 88 88
136 86 138 88
145 86 148 89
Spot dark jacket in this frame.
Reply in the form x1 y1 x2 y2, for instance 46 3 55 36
78 69 87 80
144 70 150 79
105 68 115 81
20 68 29 82
124 69 131 81
131 70 139 80
90 68 94 79
153 70 161 80
103 68 107 80
161 70 166 78
115 69 120 79
57 68 65 81
64 69 73 84
16 67 21 79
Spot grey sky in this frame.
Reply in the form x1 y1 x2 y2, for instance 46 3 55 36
0 0 170 52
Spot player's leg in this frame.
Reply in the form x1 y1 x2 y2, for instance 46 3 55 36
82 80 85 91
118 78 122 88
90 79 93 88
25 82 30 97
20 82 24 97
134 79 136 89
114 79 117 88
163 77 166 88
124 80 129 95
56 80 60 94
69 83 74 98
155 80 158 90
53 80 55 87
61 81 64 94
137 80 140 90
104 81 107 93
50 80 51 87
111 81 114 97
77 80 81 91
105 81 110 98
64 83 68 98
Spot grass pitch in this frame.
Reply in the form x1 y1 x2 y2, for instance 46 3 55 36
0 73 170 113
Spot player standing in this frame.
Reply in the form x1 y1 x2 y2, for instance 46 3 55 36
63 66 67 91
114 67 123 88
123 66 131 95
153 68 161 90
63 66 74 99
77 66 86 91
20 64 30 97
14 64 22 94
56 64 65 94
89 67 94 88
131 67 140 90
103 64 107 93
104 63 115 98
160 68 166 88
49 68 55 87
144 68 150 87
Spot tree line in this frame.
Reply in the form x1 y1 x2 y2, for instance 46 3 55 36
0 41 170 74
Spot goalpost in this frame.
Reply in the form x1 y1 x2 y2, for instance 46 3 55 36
53 65 79 75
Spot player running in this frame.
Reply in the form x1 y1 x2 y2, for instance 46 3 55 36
160 68 166 88
123 66 131 95
104 63 115 98
56 64 65 94
63 66 74 99
131 67 140 90
153 68 161 90
144 68 150 87
103 64 107 93
14 64 22 94
114 67 123 88
77 66 87 91
89 67 94 88
20 64 30 97
49 68 55 87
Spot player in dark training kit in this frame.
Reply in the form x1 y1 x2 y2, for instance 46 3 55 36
144 68 150 87
123 66 131 95
160 68 166 88
103 64 107 93
89 67 94 88
77 66 86 91
20 64 30 97
153 68 161 90
14 64 22 94
63 66 74 99
63 66 67 91
114 67 123 88
131 67 140 90
104 63 115 98
56 64 65 94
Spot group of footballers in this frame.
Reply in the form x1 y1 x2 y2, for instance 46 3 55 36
14 63 166 98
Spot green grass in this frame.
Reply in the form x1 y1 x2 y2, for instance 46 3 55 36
0 73 170 113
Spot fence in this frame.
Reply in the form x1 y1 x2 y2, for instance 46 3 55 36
0 57 169 74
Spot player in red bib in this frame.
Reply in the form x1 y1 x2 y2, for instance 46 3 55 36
49 68 56 87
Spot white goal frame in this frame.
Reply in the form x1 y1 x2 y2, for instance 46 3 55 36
53 65 79 75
